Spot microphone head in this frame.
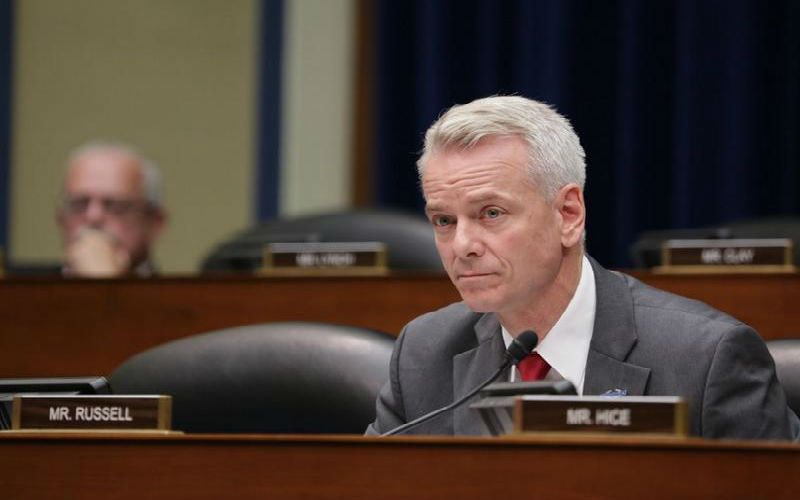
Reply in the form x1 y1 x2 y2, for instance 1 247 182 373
506 330 539 365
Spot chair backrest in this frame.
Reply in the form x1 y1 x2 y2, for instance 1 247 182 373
109 322 395 434
766 339 800 416
200 209 443 272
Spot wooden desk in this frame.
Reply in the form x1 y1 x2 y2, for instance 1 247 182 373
1 271 799 378
0 274 458 378
1 432 799 499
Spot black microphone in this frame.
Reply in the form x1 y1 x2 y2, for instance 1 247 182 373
381 330 539 436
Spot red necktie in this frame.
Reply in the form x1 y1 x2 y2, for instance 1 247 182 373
518 352 550 381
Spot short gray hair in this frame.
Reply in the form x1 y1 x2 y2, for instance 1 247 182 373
417 96 586 201
66 141 163 209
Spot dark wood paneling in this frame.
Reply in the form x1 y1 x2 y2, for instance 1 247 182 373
0 273 458 377
352 0 376 207
1 433 799 499
1 271 799 378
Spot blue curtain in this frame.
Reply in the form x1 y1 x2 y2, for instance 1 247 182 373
256 0 284 220
373 0 800 267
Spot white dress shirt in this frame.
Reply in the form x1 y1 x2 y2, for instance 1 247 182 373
502 255 596 395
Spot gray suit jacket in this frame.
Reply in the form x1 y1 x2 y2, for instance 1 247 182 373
367 258 800 439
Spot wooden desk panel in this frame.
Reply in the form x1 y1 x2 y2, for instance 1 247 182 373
1 433 799 499
1 271 799 378
0 274 458 378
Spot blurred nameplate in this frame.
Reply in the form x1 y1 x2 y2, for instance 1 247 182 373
11 395 171 431
656 238 795 273
473 395 687 437
260 242 388 276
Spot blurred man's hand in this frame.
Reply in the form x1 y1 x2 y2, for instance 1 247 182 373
65 227 131 278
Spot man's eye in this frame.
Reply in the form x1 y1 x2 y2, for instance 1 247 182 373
432 215 453 227
64 197 90 213
104 199 136 215
484 208 502 219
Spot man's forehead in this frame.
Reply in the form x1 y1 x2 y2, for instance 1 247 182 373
425 186 519 209
422 162 535 201
66 153 144 195
70 149 140 170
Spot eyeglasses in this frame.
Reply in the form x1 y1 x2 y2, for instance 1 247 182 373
61 196 150 217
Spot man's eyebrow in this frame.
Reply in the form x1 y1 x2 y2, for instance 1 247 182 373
424 204 441 216
425 192 514 214
463 191 513 204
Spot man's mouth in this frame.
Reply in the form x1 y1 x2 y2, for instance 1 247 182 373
457 272 493 280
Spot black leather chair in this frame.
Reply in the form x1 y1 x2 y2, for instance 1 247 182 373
109 322 395 434
766 339 800 416
200 209 443 272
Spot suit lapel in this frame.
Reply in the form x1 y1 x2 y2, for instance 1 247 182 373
452 313 505 435
583 257 651 396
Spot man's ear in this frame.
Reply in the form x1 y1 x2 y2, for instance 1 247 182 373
555 183 585 248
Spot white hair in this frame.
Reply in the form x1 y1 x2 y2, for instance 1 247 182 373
66 140 163 209
417 95 586 201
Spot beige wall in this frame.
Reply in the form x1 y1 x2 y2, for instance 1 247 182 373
281 0 355 216
10 0 259 273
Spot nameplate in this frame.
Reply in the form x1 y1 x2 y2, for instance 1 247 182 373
11 395 171 431
260 242 388 276
656 238 794 273
512 396 687 436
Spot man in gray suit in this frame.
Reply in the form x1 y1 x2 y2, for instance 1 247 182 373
367 96 799 439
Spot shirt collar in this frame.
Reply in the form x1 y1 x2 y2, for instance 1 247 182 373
502 255 596 394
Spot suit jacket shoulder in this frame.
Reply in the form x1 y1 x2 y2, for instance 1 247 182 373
366 301 505 435
588 260 799 439
399 301 485 357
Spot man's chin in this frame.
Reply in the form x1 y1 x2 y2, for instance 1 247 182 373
459 292 502 313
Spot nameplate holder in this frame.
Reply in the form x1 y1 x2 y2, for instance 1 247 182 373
259 242 388 276
656 238 795 273
11 395 171 431
512 395 688 436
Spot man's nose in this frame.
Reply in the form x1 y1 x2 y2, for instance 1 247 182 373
452 220 484 258
84 198 108 223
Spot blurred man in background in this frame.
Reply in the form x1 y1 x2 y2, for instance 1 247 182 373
56 142 167 277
